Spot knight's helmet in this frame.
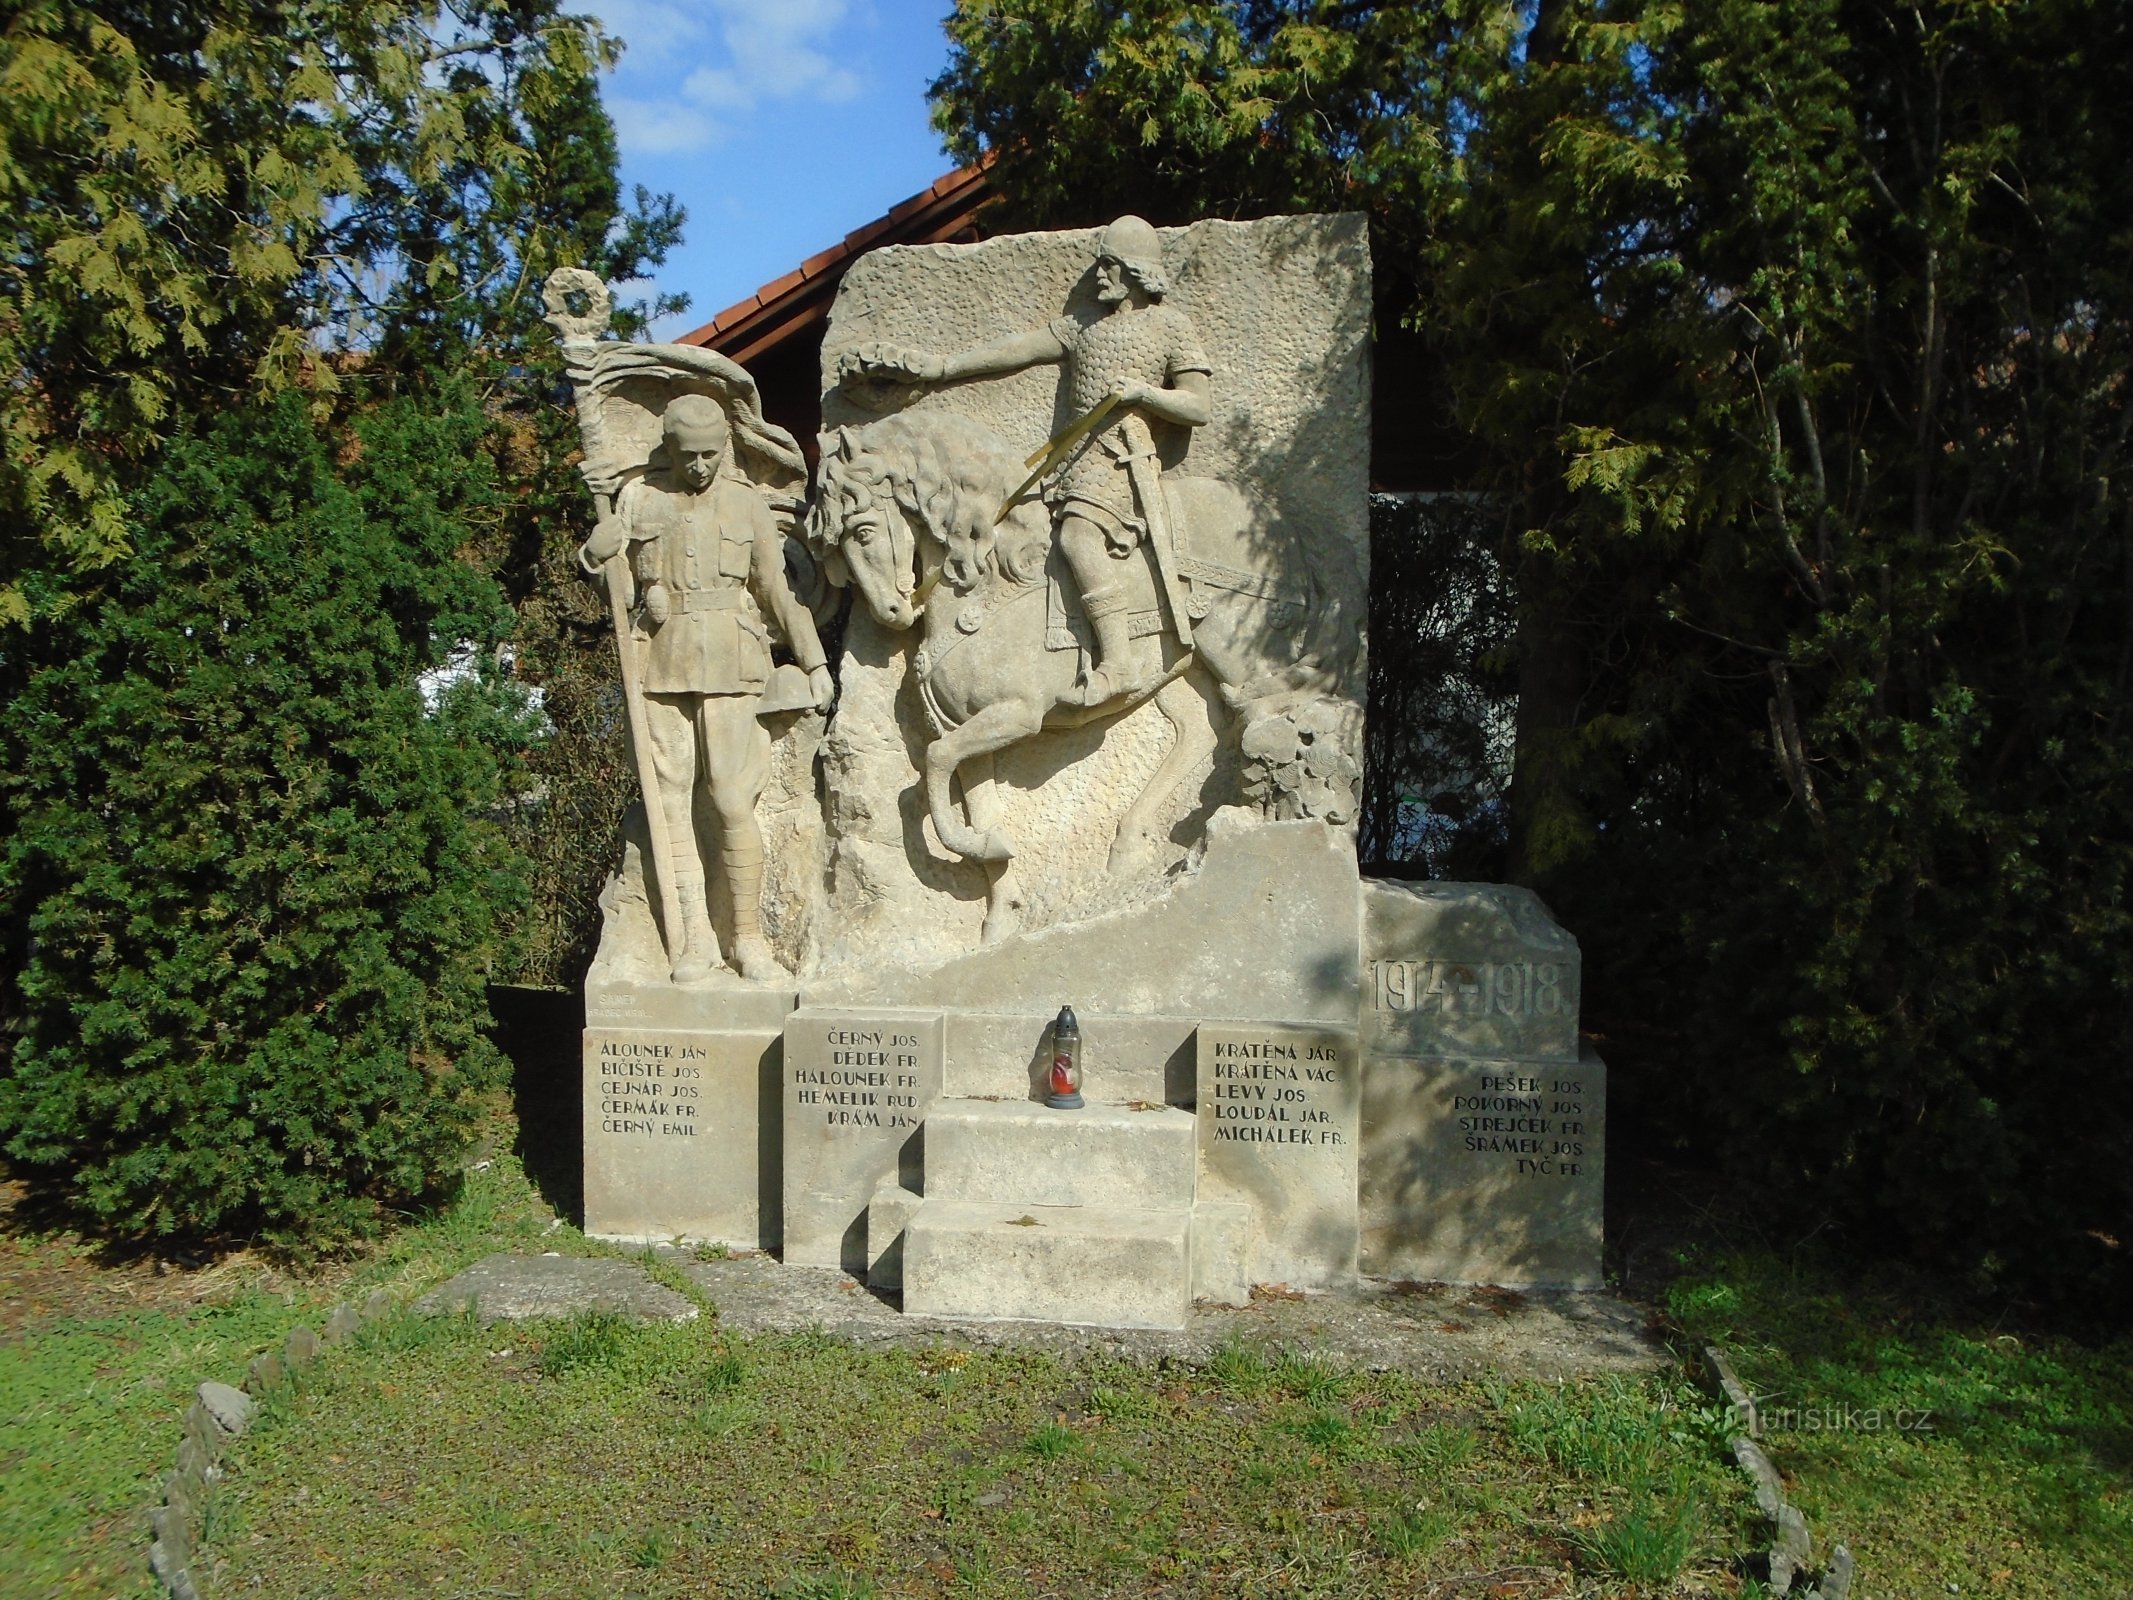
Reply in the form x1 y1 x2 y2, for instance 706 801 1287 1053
1098 215 1169 300
662 392 731 454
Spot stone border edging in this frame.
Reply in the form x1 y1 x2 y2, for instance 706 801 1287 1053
147 1287 392 1600
1705 1344 1857 1599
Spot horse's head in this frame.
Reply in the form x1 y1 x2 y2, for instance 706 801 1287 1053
808 413 1053 632
810 425 931 631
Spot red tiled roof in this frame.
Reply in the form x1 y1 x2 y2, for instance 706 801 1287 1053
676 161 996 364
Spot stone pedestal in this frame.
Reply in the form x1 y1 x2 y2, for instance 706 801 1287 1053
900 1097 1198 1330
1195 1022 1360 1290
1360 1049 1606 1287
1358 882 1604 1288
580 976 794 1247
780 1007 945 1271
904 1202 1193 1330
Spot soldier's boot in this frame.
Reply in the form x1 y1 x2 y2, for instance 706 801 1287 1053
723 830 790 982
668 872 719 984
1079 583 1145 705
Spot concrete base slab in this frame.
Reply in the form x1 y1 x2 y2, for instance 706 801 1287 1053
926 1099 1196 1209
903 1201 1192 1331
414 1253 699 1323
671 1252 1659 1380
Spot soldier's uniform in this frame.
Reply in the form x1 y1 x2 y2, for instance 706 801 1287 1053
611 475 819 696
580 430 826 982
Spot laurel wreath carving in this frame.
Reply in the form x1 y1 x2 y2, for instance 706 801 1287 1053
541 268 612 342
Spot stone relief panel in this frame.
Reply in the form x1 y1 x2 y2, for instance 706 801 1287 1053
803 214 1372 977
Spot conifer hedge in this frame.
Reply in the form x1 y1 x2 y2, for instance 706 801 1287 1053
0 394 537 1245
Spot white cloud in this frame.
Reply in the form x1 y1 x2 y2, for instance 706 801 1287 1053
593 0 867 156
609 95 725 157
585 0 710 62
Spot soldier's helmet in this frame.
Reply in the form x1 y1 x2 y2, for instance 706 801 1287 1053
663 393 730 453
1097 215 1168 300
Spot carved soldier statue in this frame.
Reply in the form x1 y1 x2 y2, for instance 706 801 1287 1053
577 393 832 982
844 215 1212 703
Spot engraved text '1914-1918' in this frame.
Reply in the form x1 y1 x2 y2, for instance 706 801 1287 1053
1369 959 1572 1020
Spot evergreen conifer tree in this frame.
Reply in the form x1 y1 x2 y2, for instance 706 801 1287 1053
0 1 680 1242
933 0 2133 1308
2 394 538 1243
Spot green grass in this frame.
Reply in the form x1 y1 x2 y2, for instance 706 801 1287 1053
1571 1470 1703 1585
195 1295 1757 1599
0 1277 297 1599
6 1146 2129 1600
1663 1247 2133 1600
0 1154 571 1600
538 1307 633 1375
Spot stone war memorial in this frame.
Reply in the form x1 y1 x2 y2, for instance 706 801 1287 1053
546 212 1603 1332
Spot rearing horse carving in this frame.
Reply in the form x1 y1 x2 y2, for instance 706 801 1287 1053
808 409 1333 944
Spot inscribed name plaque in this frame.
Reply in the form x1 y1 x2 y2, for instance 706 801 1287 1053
1359 1051 1606 1288
1196 1022 1359 1289
582 1027 779 1247
782 1008 945 1271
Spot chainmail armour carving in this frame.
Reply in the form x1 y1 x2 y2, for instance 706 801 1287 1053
1045 305 1211 538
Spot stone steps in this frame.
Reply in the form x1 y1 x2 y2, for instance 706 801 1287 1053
924 1098 1195 1209
885 1095 1201 1327
902 1200 1193 1330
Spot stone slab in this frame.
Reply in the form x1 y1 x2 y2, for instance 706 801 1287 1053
1363 880 1580 1062
925 1098 1196 1209
583 1025 780 1248
671 1250 1656 1376
1823 1546 1856 1600
413 1252 700 1323
866 1182 923 1292
941 1011 1198 1106
197 1381 254 1437
1359 1048 1605 1288
782 1008 945 1271
585 970 798 1034
1191 1199 1253 1306
1196 1022 1360 1290
808 813 1361 1026
902 1200 1192 1330
1733 1435 1786 1518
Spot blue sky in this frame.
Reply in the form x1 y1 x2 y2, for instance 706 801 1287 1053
585 0 964 338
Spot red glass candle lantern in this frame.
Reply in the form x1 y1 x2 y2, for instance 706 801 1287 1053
1047 1005 1084 1109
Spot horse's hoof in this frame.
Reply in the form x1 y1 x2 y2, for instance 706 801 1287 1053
980 903 1023 946
1108 829 1155 877
975 828 1017 864
1084 663 1159 708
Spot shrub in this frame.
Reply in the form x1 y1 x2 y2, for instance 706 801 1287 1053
0 393 537 1248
